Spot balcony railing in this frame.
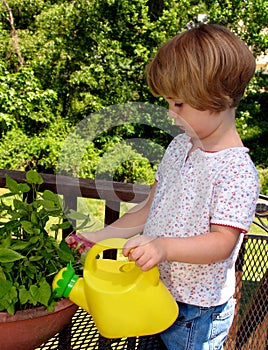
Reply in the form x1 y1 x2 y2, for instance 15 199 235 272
0 169 267 350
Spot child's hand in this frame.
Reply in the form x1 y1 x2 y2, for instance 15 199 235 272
123 235 167 271
66 233 95 254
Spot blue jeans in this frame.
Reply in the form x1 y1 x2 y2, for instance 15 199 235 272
160 297 235 350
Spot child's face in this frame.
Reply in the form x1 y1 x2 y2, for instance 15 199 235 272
165 98 228 142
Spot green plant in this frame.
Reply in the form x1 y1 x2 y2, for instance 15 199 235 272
257 167 268 195
0 170 90 314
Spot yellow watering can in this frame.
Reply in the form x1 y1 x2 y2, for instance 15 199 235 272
53 238 178 338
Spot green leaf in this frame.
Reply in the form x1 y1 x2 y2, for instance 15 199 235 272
58 241 74 262
31 211 39 225
0 280 13 298
41 200 58 211
19 286 32 305
29 255 43 262
6 304 15 314
28 285 39 306
11 240 31 250
67 210 90 221
59 239 71 252
42 191 63 213
5 174 20 193
21 220 33 233
0 220 20 233
41 193 61 212
75 216 92 230
0 248 25 262
66 210 91 230
59 221 72 229
18 183 31 193
30 279 51 306
50 221 71 231
13 198 29 211
42 190 59 202
0 236 11 248
0 282 17 314
0 266 6 280
0 192 15 199
29 236 40 244
26 170 43 185
21 220 40 235
5 174 30 194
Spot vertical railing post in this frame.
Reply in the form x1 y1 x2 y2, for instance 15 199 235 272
62 195 78 239
102 200 120 260
98 200 121 349
225 238 246 348
58 195 78 350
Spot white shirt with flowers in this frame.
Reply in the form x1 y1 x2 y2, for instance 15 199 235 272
143 133 259 307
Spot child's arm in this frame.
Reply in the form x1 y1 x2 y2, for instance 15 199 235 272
123 225 241 271
72 181 158 244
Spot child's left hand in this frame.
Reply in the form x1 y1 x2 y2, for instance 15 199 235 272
66 233 95 254
123 235 167 271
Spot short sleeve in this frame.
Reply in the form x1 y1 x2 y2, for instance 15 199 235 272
210 165 259 232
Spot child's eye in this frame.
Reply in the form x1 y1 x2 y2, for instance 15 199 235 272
174 102 183 107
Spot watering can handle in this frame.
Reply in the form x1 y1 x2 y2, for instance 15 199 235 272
87 237 128 273
87 237 160 286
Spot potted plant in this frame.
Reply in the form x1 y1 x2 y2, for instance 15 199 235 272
0 170 90 350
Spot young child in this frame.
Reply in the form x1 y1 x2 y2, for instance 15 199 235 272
67 24 259 349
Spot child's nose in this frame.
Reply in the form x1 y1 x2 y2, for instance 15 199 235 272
168 109 178 119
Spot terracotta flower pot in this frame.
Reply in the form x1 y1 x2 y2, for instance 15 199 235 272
0 298 78 350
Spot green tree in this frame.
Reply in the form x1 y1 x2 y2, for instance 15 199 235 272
203 0 268 169
0 62 57 134
0 0 267 190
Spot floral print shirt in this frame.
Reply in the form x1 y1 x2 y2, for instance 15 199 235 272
143 133 259 306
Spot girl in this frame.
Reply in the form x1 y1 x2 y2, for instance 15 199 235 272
68 24 259 350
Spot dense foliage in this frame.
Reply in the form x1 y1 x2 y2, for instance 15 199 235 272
0 170 89 313
0 0 267 192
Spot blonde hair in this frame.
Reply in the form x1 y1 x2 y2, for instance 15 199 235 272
146 24 256 111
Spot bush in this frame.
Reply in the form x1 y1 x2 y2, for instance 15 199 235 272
257 168 268 195
93 142 156 185
0 119 71 173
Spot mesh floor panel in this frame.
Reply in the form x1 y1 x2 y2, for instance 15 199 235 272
37 307 165 350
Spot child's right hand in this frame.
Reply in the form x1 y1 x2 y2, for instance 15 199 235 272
123 235 167 271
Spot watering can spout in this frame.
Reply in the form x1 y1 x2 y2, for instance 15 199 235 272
52 262 90 313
